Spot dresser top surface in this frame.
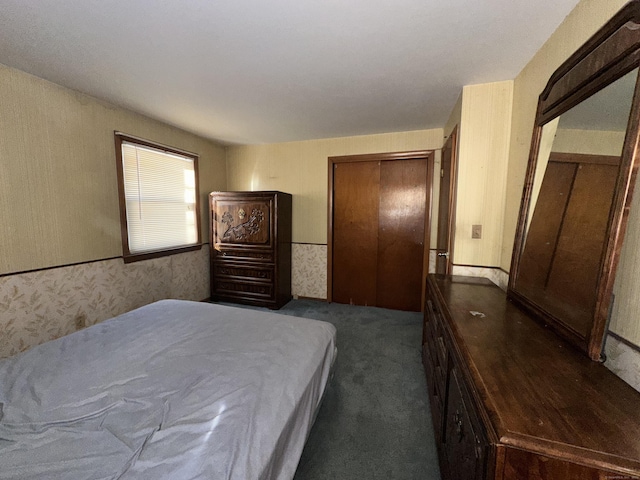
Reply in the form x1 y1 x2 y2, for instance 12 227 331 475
429 274 640 473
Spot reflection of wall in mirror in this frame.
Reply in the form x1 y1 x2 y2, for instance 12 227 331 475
611 182 640 348
608 180 640 390
527 117 559 232
553 128 626 156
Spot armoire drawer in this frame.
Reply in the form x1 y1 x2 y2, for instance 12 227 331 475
214 279 274 300
215 249 274 263
213 262 274 282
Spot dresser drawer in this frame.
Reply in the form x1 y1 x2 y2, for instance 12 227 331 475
425 313 438 365
426 301 448 388
444 367 487 480
213 262 274 282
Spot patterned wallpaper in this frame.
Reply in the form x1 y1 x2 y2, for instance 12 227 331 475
605 335 640 393
0 248 209 358
292 244 327 300
4 240 638 395
1 243 324 359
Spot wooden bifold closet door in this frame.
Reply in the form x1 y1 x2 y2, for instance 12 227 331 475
330 152 431 312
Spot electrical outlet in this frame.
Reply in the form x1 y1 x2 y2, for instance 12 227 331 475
472 224 482 239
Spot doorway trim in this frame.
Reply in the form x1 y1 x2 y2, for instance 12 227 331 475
327 150 435 309
436 126 459 275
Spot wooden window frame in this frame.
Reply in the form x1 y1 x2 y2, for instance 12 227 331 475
114 132 202 263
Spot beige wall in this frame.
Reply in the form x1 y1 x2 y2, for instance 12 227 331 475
502 0 628 271
0 63 226 275
226 129 443 244
0 63 226 357
611 185 640 345
552 128 626 156
608 170 640 390
454 81 513 267
226 129 444 298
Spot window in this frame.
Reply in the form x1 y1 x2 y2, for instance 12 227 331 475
114 133 201 263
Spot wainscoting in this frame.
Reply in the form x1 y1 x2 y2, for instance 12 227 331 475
0 247 209 358
2 244 326 359
292 243 327 300
451 265 510 291
605 334 640 392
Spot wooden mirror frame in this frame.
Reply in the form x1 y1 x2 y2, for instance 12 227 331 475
508 1 640 361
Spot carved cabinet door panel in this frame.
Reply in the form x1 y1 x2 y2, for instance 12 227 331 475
212 198 272 248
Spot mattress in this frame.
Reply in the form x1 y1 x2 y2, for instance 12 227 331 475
0 300 337 480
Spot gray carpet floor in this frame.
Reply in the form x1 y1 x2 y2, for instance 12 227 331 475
224 299 441 479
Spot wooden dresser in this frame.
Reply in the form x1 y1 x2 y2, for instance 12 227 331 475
209 191 292 309
423 275 640 480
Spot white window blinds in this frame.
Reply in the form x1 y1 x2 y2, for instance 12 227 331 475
121 141 198 254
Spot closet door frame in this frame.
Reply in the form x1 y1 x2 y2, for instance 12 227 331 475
327 150 434 311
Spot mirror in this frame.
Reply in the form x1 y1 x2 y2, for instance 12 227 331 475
517 71 636 337
509 2 640 361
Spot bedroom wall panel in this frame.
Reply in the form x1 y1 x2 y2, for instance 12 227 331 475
226 129 443 244
291 244 327 299
0 248 209 359
0 63 224 358
0 63 226 275
226 129 443 300
454 80 513 268
610 179 640 348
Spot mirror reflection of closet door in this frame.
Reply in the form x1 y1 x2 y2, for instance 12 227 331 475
518 153 619 335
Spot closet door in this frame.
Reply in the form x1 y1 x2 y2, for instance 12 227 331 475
332 161 380 306
330 152 430 311
377 159 427 311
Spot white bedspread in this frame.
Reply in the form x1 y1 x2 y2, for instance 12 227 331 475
0 300 337 480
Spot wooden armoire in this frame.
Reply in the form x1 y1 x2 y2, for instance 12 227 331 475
209 191 292 309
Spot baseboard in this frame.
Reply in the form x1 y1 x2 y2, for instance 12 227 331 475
293 295 328 302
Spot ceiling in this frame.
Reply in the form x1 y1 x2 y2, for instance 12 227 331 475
0 0 581 145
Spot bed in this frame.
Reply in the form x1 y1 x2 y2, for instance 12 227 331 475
0 300 337 480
